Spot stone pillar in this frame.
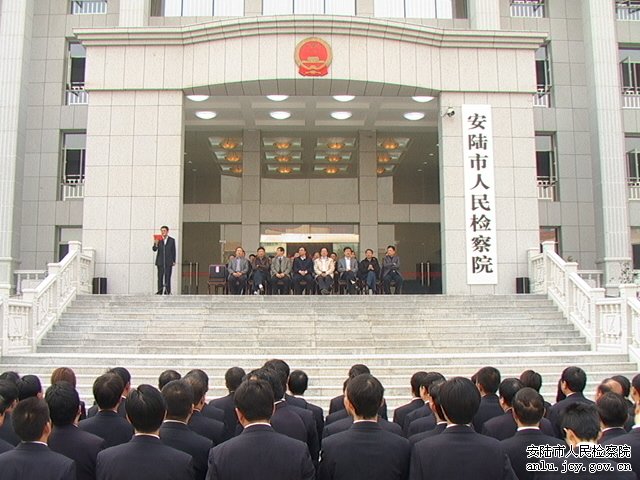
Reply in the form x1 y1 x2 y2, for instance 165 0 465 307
359 131 378 255
468 0 501 30
83 90 184 294
119 0 150 27
582 0 631 290
0 1 33 296
242 130 261 253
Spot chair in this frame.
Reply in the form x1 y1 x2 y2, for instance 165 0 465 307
207 264 227 294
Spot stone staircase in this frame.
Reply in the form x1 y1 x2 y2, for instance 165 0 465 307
0 294 637 414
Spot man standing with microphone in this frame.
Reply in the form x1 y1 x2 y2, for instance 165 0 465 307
152 226 176 295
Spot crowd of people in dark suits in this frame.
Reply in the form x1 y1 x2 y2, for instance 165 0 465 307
0 362 639 479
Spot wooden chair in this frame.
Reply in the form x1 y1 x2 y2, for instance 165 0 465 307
207 264 227 294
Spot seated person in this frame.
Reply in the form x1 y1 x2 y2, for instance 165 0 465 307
337 247 359 294
227 247 250 295
251 247 271 295
358 249 380 295
314 247 335 295
270 247 292 295
292 247 314 295
382 245 403 294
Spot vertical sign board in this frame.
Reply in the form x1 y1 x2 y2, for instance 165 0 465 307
462 105 498 285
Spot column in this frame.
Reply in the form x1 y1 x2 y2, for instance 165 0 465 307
119 0 150 27
468 0 501 30
242 130 261 253
358 131 378 254
582 0 631 289
0 1 33 296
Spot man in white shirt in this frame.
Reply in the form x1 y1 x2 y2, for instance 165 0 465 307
337 247 358 294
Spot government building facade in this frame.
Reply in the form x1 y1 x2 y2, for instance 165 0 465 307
0 0 638 295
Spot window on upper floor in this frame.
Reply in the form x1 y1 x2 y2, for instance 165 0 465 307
66 43 87 105
157 0 244 16
373 0 460 19
510 0 545 18
534 45 552 107
60 132 86 201
540 226 561 255
70 0 107 14
262 0 355 15
616 1 640 21
536 134 557 201
621 48 640 108
627 136 640 200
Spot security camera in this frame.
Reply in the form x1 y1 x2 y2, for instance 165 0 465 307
444 107 455 118
307 236 312 240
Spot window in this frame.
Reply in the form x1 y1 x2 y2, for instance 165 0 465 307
621 48 640 108
57 227 82 261
627 137 640 200
616 1 640 21
534 45 552 107
61 133 86 200
70 0 107 14
159 0 244 16
536 134 557 201
66 43 87 105
373 0 454 19
510 0 544 17
262 0 355 15
540 226 560 255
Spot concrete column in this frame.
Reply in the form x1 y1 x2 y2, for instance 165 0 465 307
242 130 261 253
468 0 500 30
0 1 33 296
359 131 378 255
119 0 150 27
582 0 631 289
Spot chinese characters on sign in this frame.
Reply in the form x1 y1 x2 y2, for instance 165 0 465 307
462 105 497 285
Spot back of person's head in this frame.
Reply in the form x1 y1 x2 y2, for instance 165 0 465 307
158 370 181 390
45 382 80 427
597 392 628 429
439 377 481 425
0 380 19 415
428 379 446 420
601 378 624 396
126 384 166 433
512 387 545 426
612 375 631 398
50 367 77 388
17 375 42 401
264 359 290 378
475 367 501 394
596 382 613 398
410 371 429 397
12 397 50 442
263 363 288 392
288 370 309 396
109 367 131 388
93 372 125 410
235 379 274 422
225 367 245 392
519 370 542 392
345 374 384 419
0 371 20 385
420 372 446 395
185 369 209 391
561 403 600 442
348 364 370 379
632 373 640 397
183 373 207 406
499 378 524 407
560 366 587 393
161 380 194 421
556 379 566 403
249 368 283 401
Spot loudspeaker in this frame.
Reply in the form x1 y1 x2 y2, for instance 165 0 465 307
516 277 530 294
92 277 107 294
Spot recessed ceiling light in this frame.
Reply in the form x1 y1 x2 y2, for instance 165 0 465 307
412 96 434 103
333 95 355 102
269 111 291 120
187 95 209 102
404 112 425 121
267 95 289 102
331 111 352 120
195 111 217 120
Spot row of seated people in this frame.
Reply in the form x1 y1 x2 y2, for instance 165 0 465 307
220 245 404 295
0 362 639 480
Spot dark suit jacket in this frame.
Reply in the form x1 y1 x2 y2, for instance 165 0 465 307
96 434 193 480
403 405 432 436
0 437 12 453
599 427 629 445
153 236 176 267
600 427 640 477
271 402 308 443
319 422 411 480
407 414 436 437
481 410 555 440
202 403 224 423
409 422 447 445
472 394 504 433
323 416 402 439
0 442 76 480
500 428 565 480
547 392 594 437
306 401 325 442
286 402 320 464
48 424 105 480
409 425 516 480
328 395 387 419
87 399 127 418
188 410 224 445
206 424 315 480
0 412 21 445
78 410 134 448
209 394 239 442
160 421 213 480
393 398 424 430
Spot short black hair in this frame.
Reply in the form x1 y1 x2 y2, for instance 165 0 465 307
439 377 480 425
612 375 631 398
386 245 396 251
365 249 373 254
343 247 352 253
288 370 309 396
512 387 545 425
17 375 42 401
428 379 446 420
158 370 181 390
632 373 640 394
12 397 50 442
126 384 166 433
418 372 446 394
0 380 19 414
499 378 524 407
109 367 131 387
519 370 542 392
249 368 283 401
235 379 274 422
560 366 587 393
257 246 265 252
264 359 290 379
561 403 600 442
276 247 285 253
183 373 207 405
185 369 209 390
225 367 246 392
410 372 430 397
348 364 370 378
0 372 20 384
161 380 194 420
45 382 80 426
346 374 384 419
475 367 501 394
161 225 169 230
597 392 628 428
93 372 125 410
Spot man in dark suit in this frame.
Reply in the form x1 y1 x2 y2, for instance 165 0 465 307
403 372 445 437
184 369 224 423
393 372 429 430
408 380 447 445
87 367 131 419
152 225 177 295
0 385 13 453
597 392 629 444
158 369 181 390
500 388 564 480
318 374 410 480
79 373 134 447
227 247 250 295
96 384 194 480
409 377 516 480
0 379 20 446
472 366 504 433
547 366 594 438
183 373 225 445
519 370 552 416
323 412 402 438
45 382 104 480
205 378 315 480
292 247 315 295
601 386 640 477
329 364 388 420
0 397 76 480
288 369 325 442
160 380 213 480
209 366 245 441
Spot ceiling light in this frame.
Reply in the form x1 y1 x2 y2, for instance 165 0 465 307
195 111 217 120
278 166 292 174
381 138 399 150
273 141 291 149
275 155 291 163
325 167 339 174
219 138 238 150
267 95 289 102
331 111 352 120
326 154 342 163
377 153 390 164
404 112 425 121
376 167 386 175
226 153 241 162
231 166 243 174
412 96 434 103
187 95 210 102
270 111 291 120
333 95 355 102
327 141 344 150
